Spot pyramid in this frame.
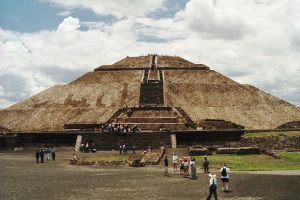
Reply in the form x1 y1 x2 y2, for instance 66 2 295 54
0 55 299 132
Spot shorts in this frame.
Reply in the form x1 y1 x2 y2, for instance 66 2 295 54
164 166 168 172
221 178 229 182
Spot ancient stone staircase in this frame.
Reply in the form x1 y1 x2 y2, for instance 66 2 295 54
110 106 189 131
105 55 197 132
139 55 164 106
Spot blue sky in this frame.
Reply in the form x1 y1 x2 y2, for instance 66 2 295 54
0 0 300 108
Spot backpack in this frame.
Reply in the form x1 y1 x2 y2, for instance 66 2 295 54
221 167 227 177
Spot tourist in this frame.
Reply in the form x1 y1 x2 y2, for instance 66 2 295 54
164 156 169 176
123 144 128 155
190 158 197 179
85 141 89 153
132 144 136 154
79 143 84 152
119 144 123 154
206 173 218 200
51 146 56 161
72 153 80 161
179 159 184 175
203 156 209 173
172 153 178 172
220 164 230 192
39 149 44 163
35 149 40 163
46 147 51 160
183 157 189 178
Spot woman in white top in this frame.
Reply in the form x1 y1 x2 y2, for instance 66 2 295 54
172 153 178 172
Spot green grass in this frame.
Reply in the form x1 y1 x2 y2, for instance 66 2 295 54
243 131 300 138
194 152 300 171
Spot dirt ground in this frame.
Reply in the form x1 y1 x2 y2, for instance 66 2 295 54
0 149 299 200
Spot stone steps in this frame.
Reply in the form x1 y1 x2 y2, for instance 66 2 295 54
118 117 179 123
119 122 187 131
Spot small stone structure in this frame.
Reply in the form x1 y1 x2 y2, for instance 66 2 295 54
188 147 212 156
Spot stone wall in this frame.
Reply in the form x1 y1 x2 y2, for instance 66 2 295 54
82 132 171 150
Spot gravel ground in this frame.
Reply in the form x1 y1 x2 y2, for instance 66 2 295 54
0 149 300 200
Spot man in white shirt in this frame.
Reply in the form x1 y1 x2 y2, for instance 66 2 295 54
220 164 230 192
206 173 218 200
172 153 178 172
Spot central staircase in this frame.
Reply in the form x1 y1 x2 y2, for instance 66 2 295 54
106 55 197 132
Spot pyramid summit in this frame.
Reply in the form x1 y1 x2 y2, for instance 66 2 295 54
0 54 299 133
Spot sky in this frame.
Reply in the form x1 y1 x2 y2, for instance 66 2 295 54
0 0 299 108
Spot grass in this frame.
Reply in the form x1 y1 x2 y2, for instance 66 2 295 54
194 152 300 171
243 131 300 138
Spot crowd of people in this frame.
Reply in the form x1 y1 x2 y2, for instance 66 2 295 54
102 123 140 134
79 140 97 153
35 147 56 163
119 144 137 154
164 153 231 200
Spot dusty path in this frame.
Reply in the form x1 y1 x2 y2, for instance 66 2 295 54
0 150 299 200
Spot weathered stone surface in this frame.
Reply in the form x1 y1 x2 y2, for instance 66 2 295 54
140 147 165 165
216 148 240 154
237 147 261 155
240 136 300 150
1 55 300 132
188 147 212 156
261 149 281 159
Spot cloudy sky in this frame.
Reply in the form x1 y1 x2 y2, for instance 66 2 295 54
0 0 299 108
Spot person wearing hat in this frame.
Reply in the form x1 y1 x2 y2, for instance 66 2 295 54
206 173 218 200
172 153 178 172
220 164 230 192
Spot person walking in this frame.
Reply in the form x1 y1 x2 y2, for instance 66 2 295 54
35 149 40 163
203 156 209 173
39 149 44 163
51 146 56 161
164 156 169 176
206 173 218 200
132 144 136 154
220 164 230 192
172 153 178 172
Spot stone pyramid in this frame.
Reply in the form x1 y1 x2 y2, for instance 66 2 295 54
0 55 299 132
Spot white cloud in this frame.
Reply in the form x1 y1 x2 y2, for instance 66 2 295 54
57 16 80 32
0 0 300 108
45 0 164 18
